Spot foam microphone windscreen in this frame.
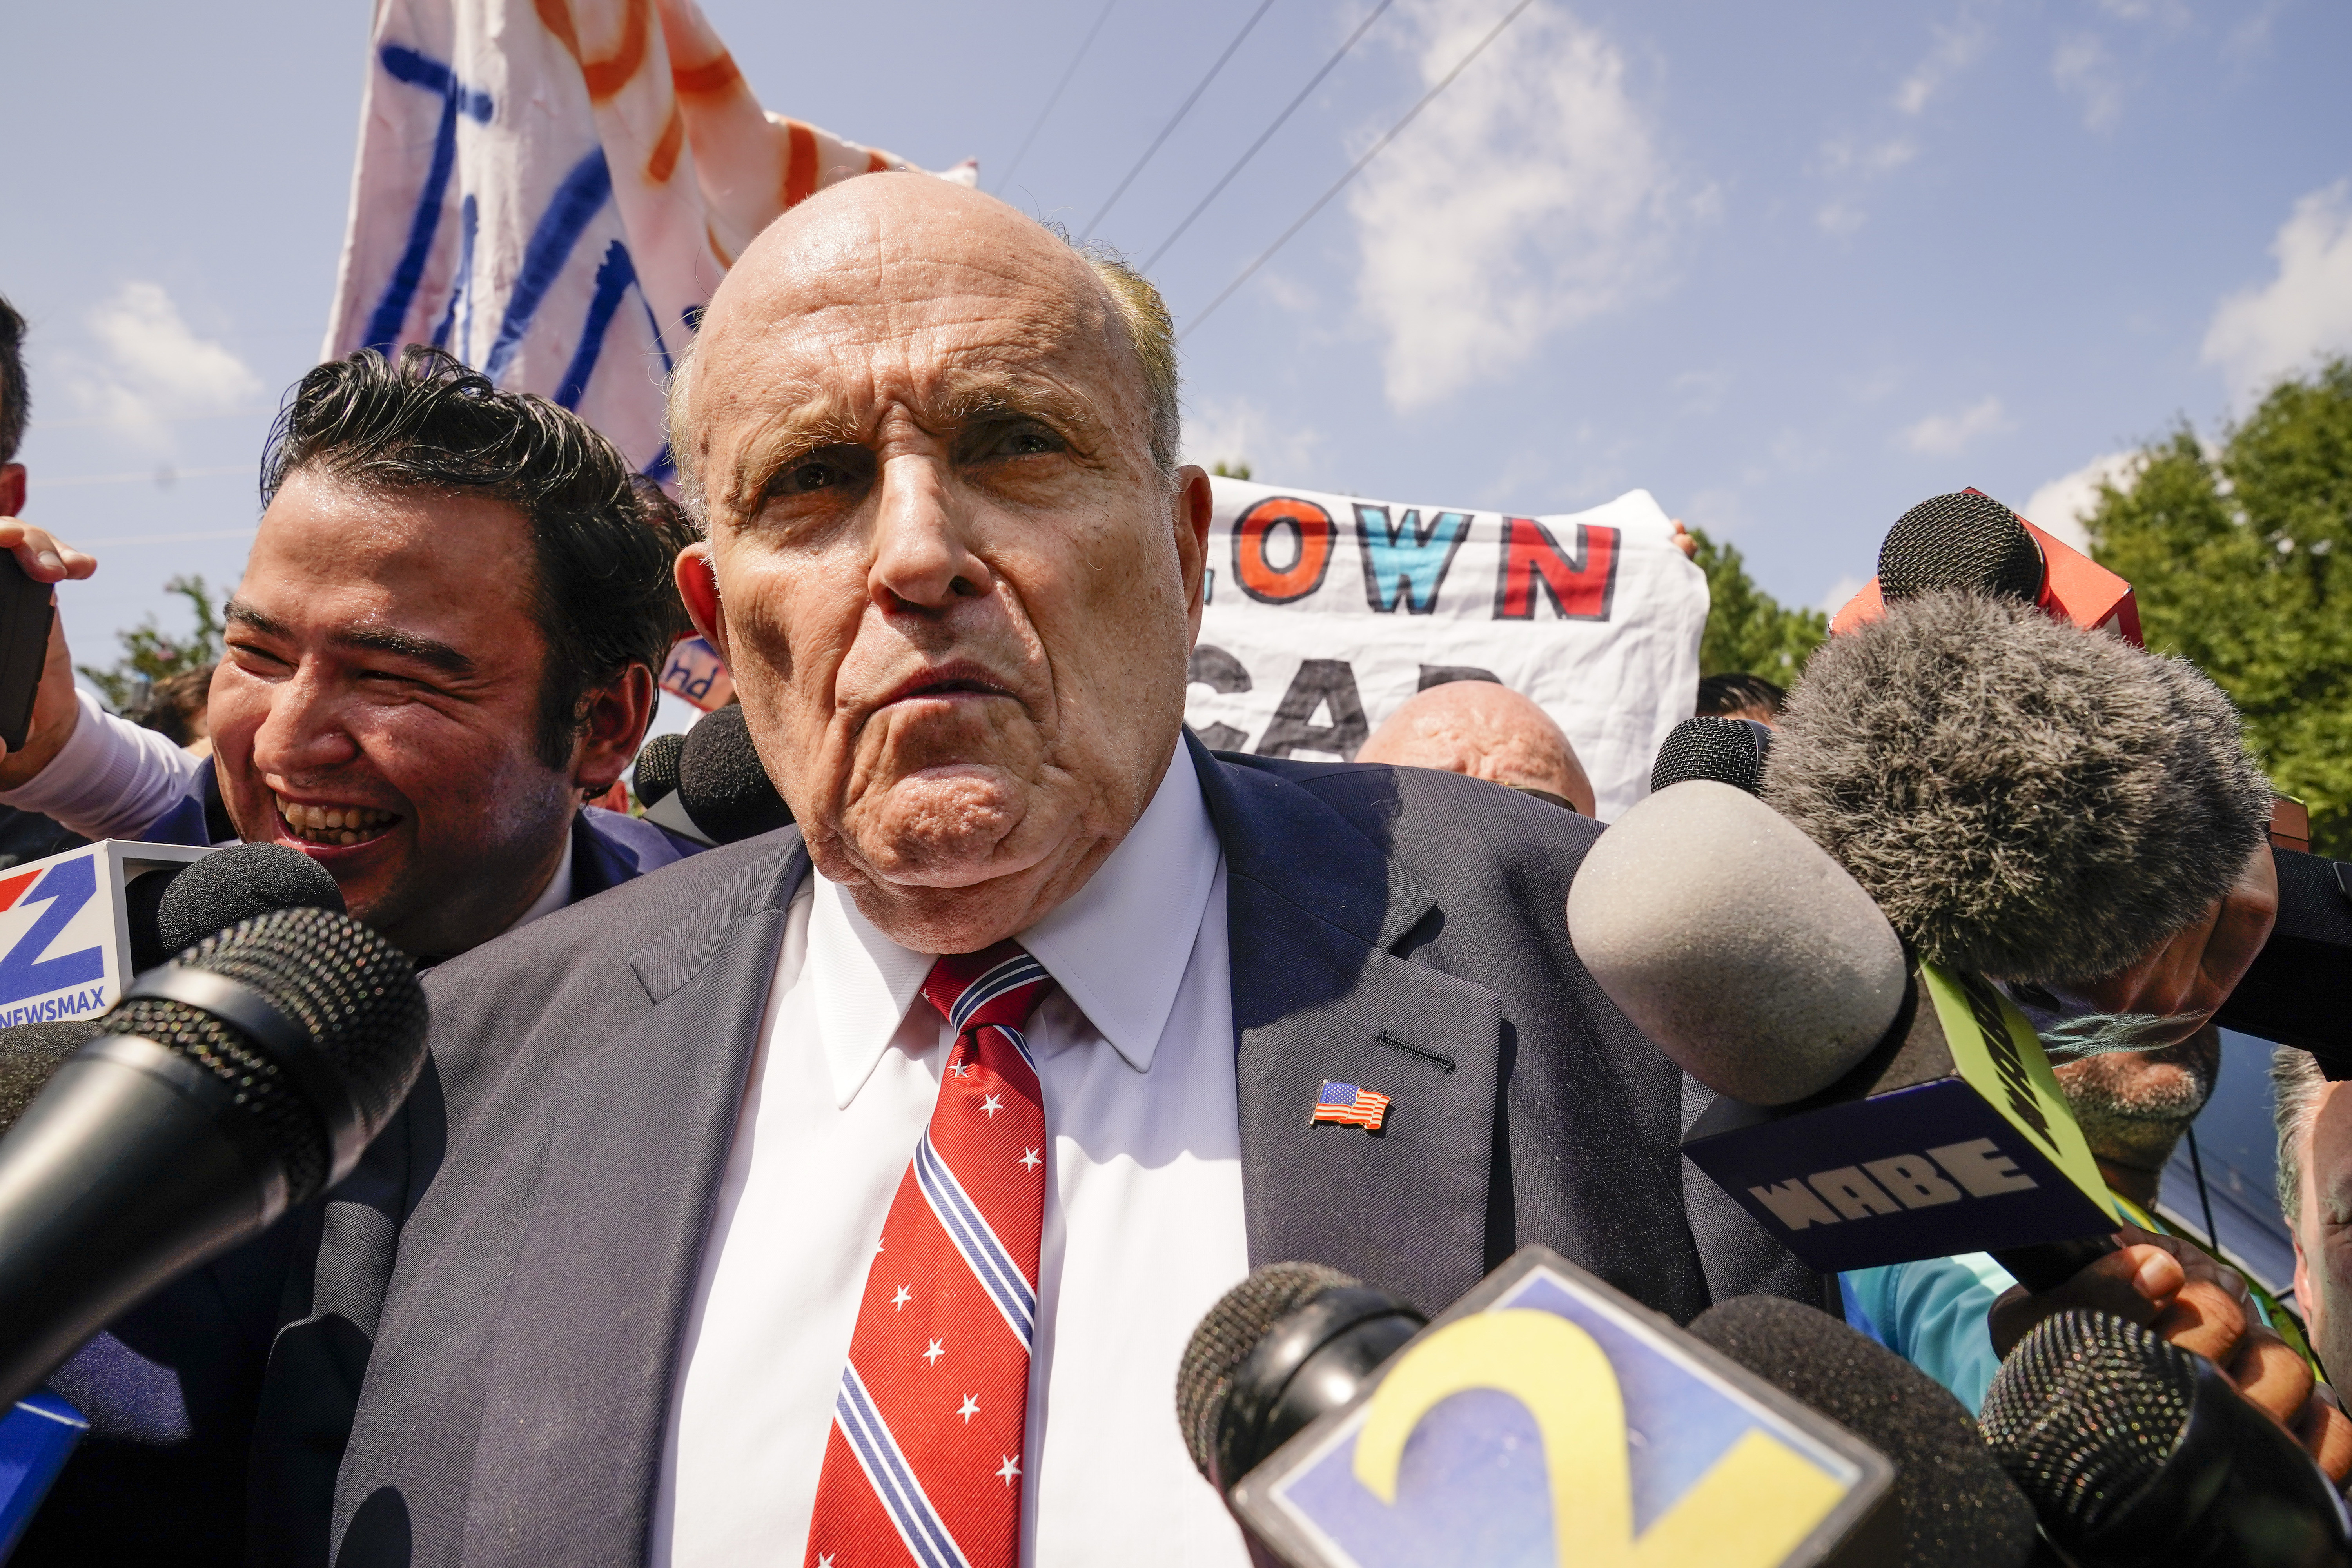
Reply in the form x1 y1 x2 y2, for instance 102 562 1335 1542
1879 492 2047 604
1689 1295 2040 1568
678 705 795 844
0 1020 99 1136
153 842 345 961
1566 778 1908 1104
1650 714 1773 795
1177 1261 1358 1483
99 906 426 1201
633 730 685 808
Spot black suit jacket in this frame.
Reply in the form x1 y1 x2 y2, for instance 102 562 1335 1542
249 743 1809 1566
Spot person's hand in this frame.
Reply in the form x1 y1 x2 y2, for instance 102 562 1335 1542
1990 1226 2352 1484
0 518 97 589
1670 519 1698 559
2037 843 2279 1047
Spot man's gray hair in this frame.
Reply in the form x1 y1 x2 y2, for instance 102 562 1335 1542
2274 1046 2331 1223
1763 591 2274 984
662 231 1180 530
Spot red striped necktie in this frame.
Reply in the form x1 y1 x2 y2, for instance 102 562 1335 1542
804 942 1056 1568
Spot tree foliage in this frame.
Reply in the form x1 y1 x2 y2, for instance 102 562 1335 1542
1686 526 1829 682
2087 359 2352 858
77 574 225 712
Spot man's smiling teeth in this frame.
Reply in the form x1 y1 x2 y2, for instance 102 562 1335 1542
277 797 397 846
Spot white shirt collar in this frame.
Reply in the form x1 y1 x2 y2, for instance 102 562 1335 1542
812 744 1222 1107
506 828 576 935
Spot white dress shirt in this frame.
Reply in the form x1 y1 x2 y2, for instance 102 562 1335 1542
655 744 1254 1568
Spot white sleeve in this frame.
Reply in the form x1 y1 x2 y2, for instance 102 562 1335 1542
0 689 209 842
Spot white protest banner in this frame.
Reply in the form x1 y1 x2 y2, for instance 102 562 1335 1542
1187 479 1705 820
324 0 972 477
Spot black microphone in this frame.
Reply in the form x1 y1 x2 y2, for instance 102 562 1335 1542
673 705 793 844
1877 491 2046 605
2215 846 2352 1075
632 730 685 809
1688 1294 2040 1568
1650 715 1772 796
1980 1308 2352 1567
1181 1247 1911 1568
0 844 352 1140
0 906 427 1407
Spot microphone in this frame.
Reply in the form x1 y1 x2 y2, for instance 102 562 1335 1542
1980 1309 2352 1566
2214 846 2352 1076
632 731 685 809
1830 489 2143 644
641 706 794 846
1570 779 1907 1105
1182 1246 1900 1568
1649 715 1773 796
0 906 428 1407
1570 780 2121 1288
1688 1294 2040 1568
0 842 350 1138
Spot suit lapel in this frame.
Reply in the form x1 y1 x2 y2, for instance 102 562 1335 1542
458 838 813 1566
1191 740 1502 1316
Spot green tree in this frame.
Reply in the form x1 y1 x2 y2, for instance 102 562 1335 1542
1685 526 1829 682
1209 459 1253 481
2087 359 2352 858
77 574 226 711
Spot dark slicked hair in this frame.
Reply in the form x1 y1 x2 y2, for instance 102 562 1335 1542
1764 591 2272 984
0 294 28 465
261 347 680 767
1695 671 1786 719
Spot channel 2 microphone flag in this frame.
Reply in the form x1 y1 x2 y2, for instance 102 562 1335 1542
323 0 976 483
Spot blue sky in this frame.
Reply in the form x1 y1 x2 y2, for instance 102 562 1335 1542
4 0 2348 704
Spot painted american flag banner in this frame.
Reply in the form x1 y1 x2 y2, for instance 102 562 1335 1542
1189 479 1708 821
323 0 975 480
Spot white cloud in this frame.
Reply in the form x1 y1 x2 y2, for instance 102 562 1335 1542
1181 394 1323 484
2021 449 2144 552
1348 0 1679 411
2051 34 2124 131
69 283 260 446
1815 202 1867 238
1817 572 1867 617
1898 395 2013 455
2203 180 2352 407
1894 14 1990 116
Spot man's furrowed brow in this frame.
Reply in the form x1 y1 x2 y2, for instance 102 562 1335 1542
334 625 477 675
224 599 291 640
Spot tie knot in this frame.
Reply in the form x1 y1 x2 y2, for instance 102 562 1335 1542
921 940 1055 1036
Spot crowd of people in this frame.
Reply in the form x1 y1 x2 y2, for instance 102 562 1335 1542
0 169 2342 1566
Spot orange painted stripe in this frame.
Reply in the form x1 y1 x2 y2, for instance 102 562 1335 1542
784 120 819 208
671 49 741 96
866 150 889 174
581 0 650 100
646 102 685 183
536 0 581 60
706 220 735 269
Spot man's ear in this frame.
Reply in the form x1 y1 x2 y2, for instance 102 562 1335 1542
572 662 658 795
0 465 24 519
1174 465 1214 635
677 542 728 664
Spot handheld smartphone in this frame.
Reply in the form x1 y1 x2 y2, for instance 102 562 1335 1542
0 555 53 753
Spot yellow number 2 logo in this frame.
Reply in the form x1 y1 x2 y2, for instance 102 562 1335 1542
1352 1310 1846 1568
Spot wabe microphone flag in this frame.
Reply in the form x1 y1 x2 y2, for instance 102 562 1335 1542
324 0 974 478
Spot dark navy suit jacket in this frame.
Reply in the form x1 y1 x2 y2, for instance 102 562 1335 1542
243 742 1811 1567
15 806 700 1568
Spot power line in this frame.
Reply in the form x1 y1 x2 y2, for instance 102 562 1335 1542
1141 0 1396 272
1081 0 1279 242
1180 0 1535 339
995 0 1124 194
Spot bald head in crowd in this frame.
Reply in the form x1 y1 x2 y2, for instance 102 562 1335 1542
1356 681 1595 815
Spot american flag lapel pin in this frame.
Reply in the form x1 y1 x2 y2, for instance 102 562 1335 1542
1310 1080 1390 1132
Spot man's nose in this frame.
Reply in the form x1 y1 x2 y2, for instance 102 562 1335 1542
869 452 993 613
249 669 363 781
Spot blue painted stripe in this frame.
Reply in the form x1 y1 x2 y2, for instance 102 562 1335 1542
554 239 637 409
915 1134 1036 1345
950 955 1049 1033
363 47 492 356
835 1365 968 1568
429 192 478 357
483 147 613 384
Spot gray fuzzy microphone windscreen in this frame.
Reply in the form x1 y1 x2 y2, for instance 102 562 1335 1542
1763 591 2272 984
